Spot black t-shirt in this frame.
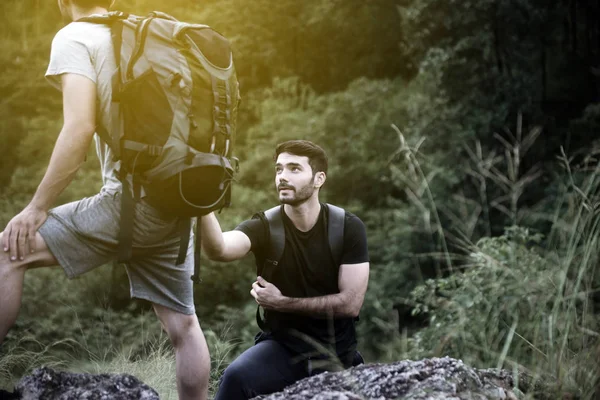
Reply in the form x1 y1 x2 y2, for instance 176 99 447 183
235 204 369 362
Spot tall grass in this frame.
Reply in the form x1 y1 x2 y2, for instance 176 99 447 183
70 327 239 399
0 337 74 390
0 299 240 399
389 115 600 398
71 337 178 399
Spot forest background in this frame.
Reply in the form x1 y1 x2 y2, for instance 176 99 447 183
1 0 600 398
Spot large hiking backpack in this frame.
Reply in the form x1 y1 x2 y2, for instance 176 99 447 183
254 204 346 330
80 11 240 273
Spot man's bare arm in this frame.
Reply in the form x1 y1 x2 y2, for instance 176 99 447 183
251 262 370 318
200 212 252 262
3 73 96 261
31 74 97 210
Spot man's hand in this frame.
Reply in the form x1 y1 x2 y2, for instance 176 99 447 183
200 213 252 262
3 206 48 261
251 276 286 310
249 263 370 318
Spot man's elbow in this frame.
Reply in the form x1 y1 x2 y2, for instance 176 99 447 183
343 299 363 318
64 121 96 137
337 308 360 319
203 246 227 262
212 252 230 262
346 306 361 318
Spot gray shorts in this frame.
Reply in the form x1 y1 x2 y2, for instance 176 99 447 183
38 189 195 315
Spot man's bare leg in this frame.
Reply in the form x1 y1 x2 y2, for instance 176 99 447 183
153 303 210 400
0 231 57 343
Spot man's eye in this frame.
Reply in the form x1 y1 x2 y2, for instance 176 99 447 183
292 167 300 172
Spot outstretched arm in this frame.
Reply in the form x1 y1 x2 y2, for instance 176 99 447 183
251 262 370 318
3 73 96 261
200 212 252 262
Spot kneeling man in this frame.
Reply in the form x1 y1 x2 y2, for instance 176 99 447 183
201 140 370 399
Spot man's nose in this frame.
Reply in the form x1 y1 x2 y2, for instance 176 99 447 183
278 172 290 182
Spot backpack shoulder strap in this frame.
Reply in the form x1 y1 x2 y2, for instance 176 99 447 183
256 205 283 332
263 205 285 265
76 11 130 24
77 11 130 159
326 203 360 322
326 203 346 266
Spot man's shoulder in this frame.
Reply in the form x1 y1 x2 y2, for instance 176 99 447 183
235 215 267 232
52 21 110 45
332 206 367 241
325 203 364 225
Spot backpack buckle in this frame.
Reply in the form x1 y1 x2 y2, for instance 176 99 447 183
109 11 129 20
147 145 163 157
232 157 240 173
185 151 195 165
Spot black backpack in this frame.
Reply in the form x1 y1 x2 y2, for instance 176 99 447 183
255 204 346 330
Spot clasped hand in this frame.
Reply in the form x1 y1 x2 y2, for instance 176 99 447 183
251 276 284 310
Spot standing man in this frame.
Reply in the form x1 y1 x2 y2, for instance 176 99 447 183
201 140 370 400
0 1 210 399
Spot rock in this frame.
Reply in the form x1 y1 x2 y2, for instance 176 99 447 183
252 357 527 400
13 367 159 400
0 389 18 400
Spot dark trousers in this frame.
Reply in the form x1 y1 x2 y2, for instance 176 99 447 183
213 338 363 400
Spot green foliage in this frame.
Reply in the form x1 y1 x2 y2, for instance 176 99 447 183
4 266 163 360
406 225 599 397
2 1 600 397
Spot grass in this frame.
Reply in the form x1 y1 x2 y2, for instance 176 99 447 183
1 321 241 399
70 337 179 399
386 116 600 399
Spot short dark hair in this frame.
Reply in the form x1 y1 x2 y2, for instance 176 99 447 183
72 0 112 9
275 140 328 175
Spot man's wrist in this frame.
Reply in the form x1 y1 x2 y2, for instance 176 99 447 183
275 295 295 312
28 199 50 213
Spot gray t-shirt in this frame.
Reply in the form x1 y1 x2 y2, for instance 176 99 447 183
46 20 121 193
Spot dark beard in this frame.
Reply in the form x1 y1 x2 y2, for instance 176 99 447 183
279 185 314 206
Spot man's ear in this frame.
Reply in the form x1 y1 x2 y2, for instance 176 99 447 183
314 171 326 189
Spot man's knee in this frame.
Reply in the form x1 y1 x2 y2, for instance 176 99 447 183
0 232 24 271
153 305 199 348
165 315 198 348
219 360 249 392
216 350 299 400
0 231 56 271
